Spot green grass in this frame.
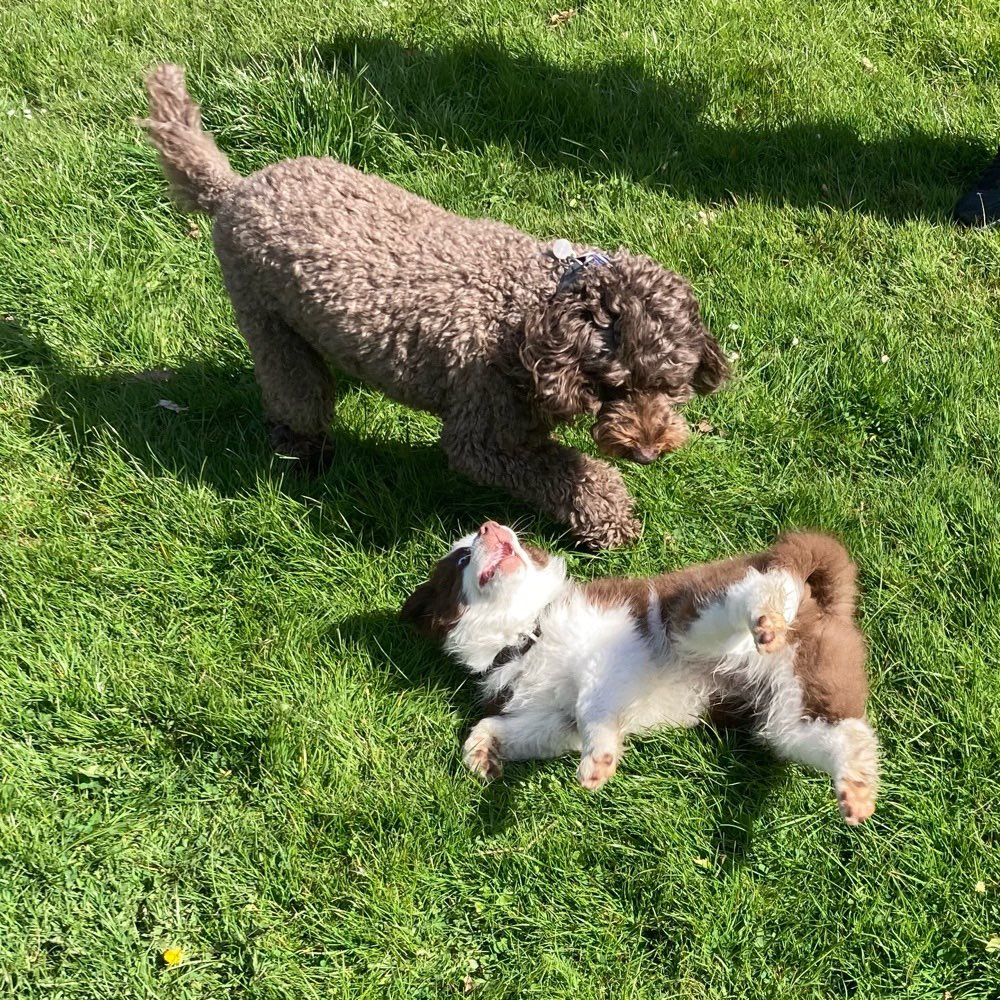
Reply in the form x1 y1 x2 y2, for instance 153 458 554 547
2 0 1000 995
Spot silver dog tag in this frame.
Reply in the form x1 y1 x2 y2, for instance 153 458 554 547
550 239 575 261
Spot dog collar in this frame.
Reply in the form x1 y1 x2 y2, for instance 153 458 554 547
548 239 611 292
488 623 542 672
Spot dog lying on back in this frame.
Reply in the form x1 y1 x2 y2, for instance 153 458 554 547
142 65 728 550
402 523 879 824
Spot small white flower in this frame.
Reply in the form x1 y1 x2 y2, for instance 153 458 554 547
791 337 800 347
880 354 889 363
728 322 740 331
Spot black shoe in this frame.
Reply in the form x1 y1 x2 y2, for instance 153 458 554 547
953 146 1000 227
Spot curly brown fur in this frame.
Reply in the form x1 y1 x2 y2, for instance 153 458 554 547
591 391 691 462
143 64 728 549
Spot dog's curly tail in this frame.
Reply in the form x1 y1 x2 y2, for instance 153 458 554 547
766 532 859 619
141 64 238 214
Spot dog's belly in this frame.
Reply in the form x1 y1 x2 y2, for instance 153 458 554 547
625 664 711 733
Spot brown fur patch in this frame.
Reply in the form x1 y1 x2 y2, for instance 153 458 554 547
591 392 691 463
754 532 866 722
583 576 654 639
399 548 468 639
522 544 551 568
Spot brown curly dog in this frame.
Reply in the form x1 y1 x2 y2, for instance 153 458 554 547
143 64 728 549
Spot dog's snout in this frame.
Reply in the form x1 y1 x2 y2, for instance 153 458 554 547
633 447 660 465
479 520 502 536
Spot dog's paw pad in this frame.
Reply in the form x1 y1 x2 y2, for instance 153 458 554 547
577 751 618 791
838 778 876 825
464 739 503 782
752 612 787 653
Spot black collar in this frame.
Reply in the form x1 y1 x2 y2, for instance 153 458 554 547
488 623 541 672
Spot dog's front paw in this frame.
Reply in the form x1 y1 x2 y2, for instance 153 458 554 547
752 612 787 653
575 514 642 551
577 751 618 790
463 727 503 782
269 423 333 473
838 777 876 825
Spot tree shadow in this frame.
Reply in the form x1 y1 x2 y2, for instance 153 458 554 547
292 33 985 222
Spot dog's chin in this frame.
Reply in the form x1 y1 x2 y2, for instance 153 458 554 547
591 398 690 464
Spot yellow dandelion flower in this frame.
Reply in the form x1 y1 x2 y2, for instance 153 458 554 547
162 947 184 966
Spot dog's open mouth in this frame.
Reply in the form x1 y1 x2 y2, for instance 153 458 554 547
479 541 516 587
476 522 524 587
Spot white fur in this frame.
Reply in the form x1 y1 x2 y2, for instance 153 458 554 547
444 528 879 822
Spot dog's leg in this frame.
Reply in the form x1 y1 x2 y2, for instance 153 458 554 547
574 646 653 791
463 712 580 781
681 569 803 658
233 306 336 471
441 424 641 550
575 692 633 791
767 717 879 825
575 720 625 791
746 569 802 654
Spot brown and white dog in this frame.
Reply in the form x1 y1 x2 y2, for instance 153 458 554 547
402 523 879 824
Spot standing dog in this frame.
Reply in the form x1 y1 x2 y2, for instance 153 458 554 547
142 65 728 549
402 523 879 824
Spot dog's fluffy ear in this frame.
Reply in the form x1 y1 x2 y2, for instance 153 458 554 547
400 581 439 635
400 559 466 639
692 331 729 395
518 270 619 421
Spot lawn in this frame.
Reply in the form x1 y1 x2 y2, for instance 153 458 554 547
2 0 1000 996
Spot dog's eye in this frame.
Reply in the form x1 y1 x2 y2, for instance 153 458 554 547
454 548 471 568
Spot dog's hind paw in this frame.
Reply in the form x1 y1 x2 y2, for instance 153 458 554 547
752 612 787 654
577 751 618 791
838 777 876 825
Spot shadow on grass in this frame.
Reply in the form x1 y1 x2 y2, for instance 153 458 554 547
329 604 549 831
4 324 798 849
278 34 986 223
700 725 789 867
2 323 545 555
